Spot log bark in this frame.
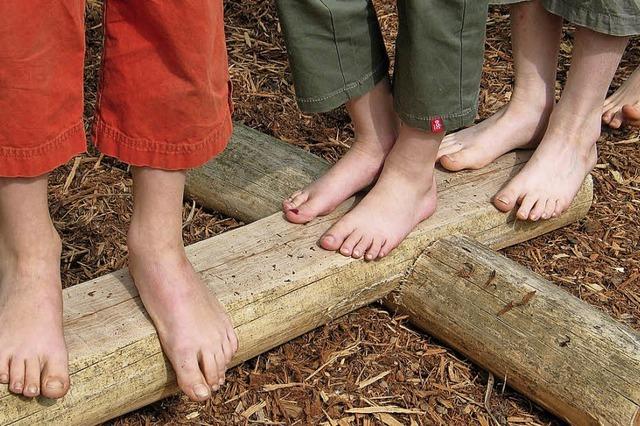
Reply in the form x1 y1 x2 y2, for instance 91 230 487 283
388 235 640 426
0 126 592 425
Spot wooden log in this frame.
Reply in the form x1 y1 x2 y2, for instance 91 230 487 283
388 235 640 426
186 124 329 223
0 126 592 425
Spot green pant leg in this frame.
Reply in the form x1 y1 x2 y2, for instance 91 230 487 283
275 0 389 113
394 0 489 132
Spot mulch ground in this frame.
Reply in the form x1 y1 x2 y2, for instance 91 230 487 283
48 1 639 424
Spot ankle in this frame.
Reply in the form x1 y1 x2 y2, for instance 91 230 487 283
127 219 184 258
506 92 555 118
0 222 61 265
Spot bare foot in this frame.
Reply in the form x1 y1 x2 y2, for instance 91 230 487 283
437 99 552 171
283 80 398 223
0 225 70 399
603 67 640 128
493 111 599 221
128 225 238 402
319 126 441 260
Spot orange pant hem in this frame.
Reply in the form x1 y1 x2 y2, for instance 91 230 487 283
0 122 87 178
92 116 233 171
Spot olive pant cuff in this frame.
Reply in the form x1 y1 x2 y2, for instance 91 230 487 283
295 60 390 114
395 103 478 132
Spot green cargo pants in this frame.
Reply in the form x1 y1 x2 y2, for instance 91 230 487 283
276 0 489 132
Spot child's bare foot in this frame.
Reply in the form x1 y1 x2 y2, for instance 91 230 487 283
438 98 553 171
0 177 70 399
283 80 398 223
603 66 640 128
493 111 599 221
129 168 237 402
320 126 441 260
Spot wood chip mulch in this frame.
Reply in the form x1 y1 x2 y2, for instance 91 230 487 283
45 1 639 425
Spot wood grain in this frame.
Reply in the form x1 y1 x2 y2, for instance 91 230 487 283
389 235 640 426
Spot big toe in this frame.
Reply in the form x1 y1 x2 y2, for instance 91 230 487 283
493 187 519 212
173 354 211 401
41 355 70 399
440 149 479 172
622 104 640 127
320 219 355 252
284 195 330 224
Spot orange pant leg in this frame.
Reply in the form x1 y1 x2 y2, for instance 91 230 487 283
93 0 233 170
0 0 87 178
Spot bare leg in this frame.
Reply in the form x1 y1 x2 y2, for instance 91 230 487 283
127 168 238 402
0 176 69 399
320 125 441 260
495 27 629 220
283 80 398 223
603 65 640 128
438 0 562 171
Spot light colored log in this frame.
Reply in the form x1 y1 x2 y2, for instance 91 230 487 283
186 124 329 222
388 235 640 426
0 127 592 425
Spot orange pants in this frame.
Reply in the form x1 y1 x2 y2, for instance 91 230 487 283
0 0 233 178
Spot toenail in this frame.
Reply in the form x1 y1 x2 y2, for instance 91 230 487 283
497 197 509 205
26 385 38 395
193 384 210 399
211 384 220 391
0 374 8 383
353 250 360 257
12 382 23 391
218 378 225 386
444 155 456 162
290 208 299 214
530 215 537 220
46 379 65 391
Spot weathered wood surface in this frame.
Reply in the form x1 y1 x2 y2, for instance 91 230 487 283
186 124 330 223
388 235 640 426
0 126 592 426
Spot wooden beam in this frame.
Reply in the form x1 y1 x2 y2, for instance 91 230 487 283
0 125 592 425
388 235 640 426
186 125 329 223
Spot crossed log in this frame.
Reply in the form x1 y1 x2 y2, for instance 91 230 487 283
0 125 637 426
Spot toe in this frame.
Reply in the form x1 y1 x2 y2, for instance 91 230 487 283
493 187 519 213
200 351 221 390
554 198 570 217
320 220 355 252
622 104 640 127
9 358 25 394
528 199 547 222
41 354 70 399
436 141 462 159
284 191 308 210
542 199 557 220
339 230 363 257
173 353 211 401
440 149 479 172
602 109 615 125
0 354 9 384
227 328 239 355
517 194 538 221
365 237 384 261
609 111 624 129
379 239 395 259
23 358 41 398
285 195 331 224
352 235 373 259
